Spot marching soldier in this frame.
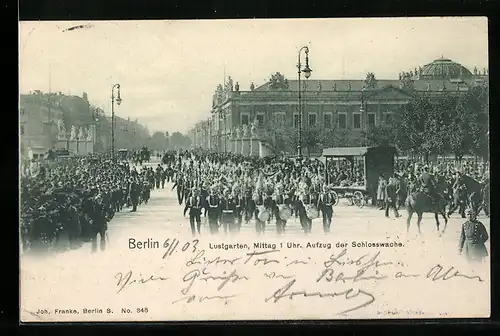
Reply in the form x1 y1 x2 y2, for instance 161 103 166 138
253 187 271 235
459 209 489 263
163 164 172 184
206 186 221 234
171 173 184 205
244 183 254 224
220 188 237 234
160 166 168 188
317 184 336 233
184 177 195 204
155 164 164 189
147 167 155 190
233 186 245 232
298 186 316 234
272 184 292 235
183 187 202 236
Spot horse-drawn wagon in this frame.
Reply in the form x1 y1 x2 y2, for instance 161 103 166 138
322 146 397 207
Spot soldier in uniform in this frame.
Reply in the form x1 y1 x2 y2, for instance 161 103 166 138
183 187 202 236
184 177 195 204
459 208 489 263
155 164 164 189
253 187 271 235
160 166 168 188
233 186 245 232
420 166 439 206
206 186 221 234
163 164 172 184
272 184 292 235
298 186 315 234
317 184 336 233
220 188 237 234
243 183 254 224
171 174 184 205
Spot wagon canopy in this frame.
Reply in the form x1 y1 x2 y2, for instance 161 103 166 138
321 146 397 206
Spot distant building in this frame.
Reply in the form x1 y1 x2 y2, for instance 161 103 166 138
20 92 64 159
20 91 153 158
189 57 488 154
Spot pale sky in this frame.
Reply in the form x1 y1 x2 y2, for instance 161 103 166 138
19 17 488 134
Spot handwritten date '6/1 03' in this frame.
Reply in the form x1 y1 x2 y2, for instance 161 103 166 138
162 238 199 259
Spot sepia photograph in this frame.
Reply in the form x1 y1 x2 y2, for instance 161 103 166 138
19 17 489 322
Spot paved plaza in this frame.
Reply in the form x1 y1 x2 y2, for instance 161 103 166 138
100 178 490 256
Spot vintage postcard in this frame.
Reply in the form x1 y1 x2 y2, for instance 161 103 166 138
19 17 490 322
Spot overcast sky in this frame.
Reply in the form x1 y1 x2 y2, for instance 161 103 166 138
19 17 488 134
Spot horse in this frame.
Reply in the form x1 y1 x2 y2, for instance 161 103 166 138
448 174 484 217
406 190 449 235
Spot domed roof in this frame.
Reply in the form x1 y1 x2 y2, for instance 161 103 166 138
420 58 473 79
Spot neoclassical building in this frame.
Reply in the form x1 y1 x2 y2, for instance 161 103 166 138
188 57 488 155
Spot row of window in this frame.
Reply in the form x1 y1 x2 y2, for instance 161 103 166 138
241 113 392 129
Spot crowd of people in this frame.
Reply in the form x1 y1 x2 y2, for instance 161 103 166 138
375 158 490 218
164 149 487 230
20 147 490 263
20 153 154 253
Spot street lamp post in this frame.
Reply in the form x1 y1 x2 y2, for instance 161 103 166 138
91 108 99 153
297 46 312 157
223 113 227 153
88 100 100 153
360 87 366 146
111 84 122 159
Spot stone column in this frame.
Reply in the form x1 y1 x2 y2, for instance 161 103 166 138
235 136 241 154
228 130 235 153
240 125 250 156
249 122 260 157
241 137 250 156
250 137 260 157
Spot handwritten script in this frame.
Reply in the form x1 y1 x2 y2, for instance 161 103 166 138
110 239 487 318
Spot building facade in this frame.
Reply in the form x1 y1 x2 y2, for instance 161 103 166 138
189 57 488 155
20 91 64 159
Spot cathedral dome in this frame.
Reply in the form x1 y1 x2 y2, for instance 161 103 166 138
420 58 473 80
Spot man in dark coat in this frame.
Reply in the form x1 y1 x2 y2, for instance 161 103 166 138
459 208 489 263
385 177 401 218
420 167 438 205
129 178 140 212
183 187 202 236
206 187 221 234
317 184 336 233
171 174 184 205
219 188 237 234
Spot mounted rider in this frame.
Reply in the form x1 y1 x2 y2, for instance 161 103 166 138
419 165 439 206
